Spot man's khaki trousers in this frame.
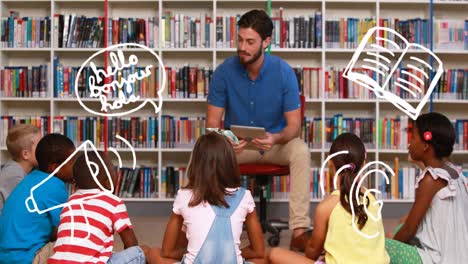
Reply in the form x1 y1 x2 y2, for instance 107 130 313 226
237 137 311 229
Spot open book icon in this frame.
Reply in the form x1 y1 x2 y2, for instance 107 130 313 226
343 27 444 120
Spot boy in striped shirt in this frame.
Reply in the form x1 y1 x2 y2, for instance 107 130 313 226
48 151 149 263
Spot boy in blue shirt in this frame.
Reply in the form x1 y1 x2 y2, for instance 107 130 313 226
0 133 75 264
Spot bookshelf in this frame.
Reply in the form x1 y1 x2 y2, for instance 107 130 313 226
1 0 467 203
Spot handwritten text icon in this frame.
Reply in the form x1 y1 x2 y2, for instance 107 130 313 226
74 43 166 117
343 27 443 120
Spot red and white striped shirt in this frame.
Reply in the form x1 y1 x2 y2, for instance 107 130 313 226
48 189 132 264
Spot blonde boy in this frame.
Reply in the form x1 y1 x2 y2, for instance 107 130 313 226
0 124 41 214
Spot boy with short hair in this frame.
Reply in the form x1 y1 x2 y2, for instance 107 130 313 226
48 151 148 263
0 133 76 264
0 124 41 215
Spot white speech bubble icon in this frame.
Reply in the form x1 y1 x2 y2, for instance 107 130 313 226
74 43 166 117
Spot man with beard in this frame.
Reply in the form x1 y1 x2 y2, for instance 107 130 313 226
206 9 312 252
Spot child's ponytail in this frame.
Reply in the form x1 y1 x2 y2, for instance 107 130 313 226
339 166 368 230
329 133 368 230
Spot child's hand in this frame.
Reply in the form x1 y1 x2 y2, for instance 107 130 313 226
228 137 248 154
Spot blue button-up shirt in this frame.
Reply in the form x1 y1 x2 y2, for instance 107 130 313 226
207 54 300 133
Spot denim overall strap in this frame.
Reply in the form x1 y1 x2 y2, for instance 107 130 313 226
192 188 246 264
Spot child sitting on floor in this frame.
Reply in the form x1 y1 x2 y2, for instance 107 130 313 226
0 124 41 215
269 133 389 264
48 151 149 263
0 133 75 264
385 112 468 264
147 132 265 264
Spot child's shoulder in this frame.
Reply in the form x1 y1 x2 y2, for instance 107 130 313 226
176 188 194 197
317 193 340 215
71 189 123 205
417 166 452 186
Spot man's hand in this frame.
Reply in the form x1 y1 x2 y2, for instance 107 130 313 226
228 137 248 154
251 132 277 151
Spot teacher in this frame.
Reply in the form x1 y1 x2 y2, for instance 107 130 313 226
206 9 312 251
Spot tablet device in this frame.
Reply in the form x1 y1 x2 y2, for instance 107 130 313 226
230 125 266 150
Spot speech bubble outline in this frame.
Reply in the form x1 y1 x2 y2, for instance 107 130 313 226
74 43 166 117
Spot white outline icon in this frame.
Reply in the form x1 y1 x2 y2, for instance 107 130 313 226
349 161 394 239
74 43 167 117
26 43 163 246
25 138 136 244
320 151 395 239
343 27 443 120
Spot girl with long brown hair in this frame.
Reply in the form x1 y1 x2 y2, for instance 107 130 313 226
147 132 265 264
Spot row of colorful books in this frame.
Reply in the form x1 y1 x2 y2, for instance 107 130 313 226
325 115 376 148
0 116 49 147
0 12 51 48
52 116 159 149
264 8 323 49
53 56 162 98
293 67 467 100
66 162 468 200
2 12 467 51
433 19 468 50
4 62 464 101
227 166 419 200
55 14 159 49
114 167 158 198
160 116 206 149
0 64 49 98
163 65 213 99
163 12 212 49
2 114 468 152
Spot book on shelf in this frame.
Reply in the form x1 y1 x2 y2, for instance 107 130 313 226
215 15 240 49
302 117 322 149
455 119 468 150
433 19 468 51
115 167 158 199
55 14 105 48
0 11 51 48
433 68 468 100
109 16 159 48
162 11 212 49
52 116 158 149
160 166 187 199
293 67 322 99
326 17 377 49
160 115 206 149
54 14 159 49
53 56 161 99
292 66 377 100
378 115 412 150
324 17 432 50
0 115 50 147
1 64 49 98
325 114 375 149
324 67 376 99
270 7 322 49
164 65 213 99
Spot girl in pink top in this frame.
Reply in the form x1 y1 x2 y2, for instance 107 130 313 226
147 132 265 264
